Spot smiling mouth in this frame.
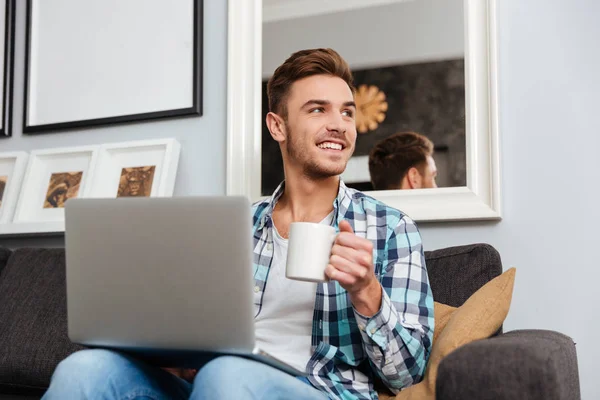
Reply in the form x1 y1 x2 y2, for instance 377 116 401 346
317 142 344 151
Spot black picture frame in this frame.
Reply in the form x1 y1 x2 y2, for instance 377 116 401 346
23 0 203 134
0 0 15 138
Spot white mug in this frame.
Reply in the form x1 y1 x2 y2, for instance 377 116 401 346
286 222 337 282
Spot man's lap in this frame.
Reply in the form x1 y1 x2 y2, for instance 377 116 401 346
42 349 328 400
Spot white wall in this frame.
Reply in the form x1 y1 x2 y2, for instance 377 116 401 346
262 0 464 77
419 1 599 398
0 0 227 248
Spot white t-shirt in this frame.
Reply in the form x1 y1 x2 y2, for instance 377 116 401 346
254 212 333 372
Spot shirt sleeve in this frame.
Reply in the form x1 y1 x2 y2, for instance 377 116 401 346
353 214 434 393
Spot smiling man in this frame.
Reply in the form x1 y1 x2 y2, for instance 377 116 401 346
42 48 433 400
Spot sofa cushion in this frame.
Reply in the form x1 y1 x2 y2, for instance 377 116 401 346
0 248 83 395
0 247 11 276
424 243 503 307
394 267 515 400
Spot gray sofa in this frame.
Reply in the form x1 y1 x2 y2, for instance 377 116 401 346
0 244 580 399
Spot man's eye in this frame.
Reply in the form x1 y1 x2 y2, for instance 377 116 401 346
342 110 354 117
310 108 324 113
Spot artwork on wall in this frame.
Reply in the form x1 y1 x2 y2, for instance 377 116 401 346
0 0 16 137
117 166 156 198
0 176 6 205
43 171 83 208
89 138 180 199
23 0 203 134
0 138 180 235
11 146 98 228
260 58 466 195
0 152 28 224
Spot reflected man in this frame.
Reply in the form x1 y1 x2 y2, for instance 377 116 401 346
368 131 437 190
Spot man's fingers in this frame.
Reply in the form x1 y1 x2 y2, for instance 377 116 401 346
329 254 368 278
331 244 372 268
335 232 374 253
325 264 358 286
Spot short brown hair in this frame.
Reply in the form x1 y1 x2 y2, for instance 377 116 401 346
267 48 355 118
368 132 434 190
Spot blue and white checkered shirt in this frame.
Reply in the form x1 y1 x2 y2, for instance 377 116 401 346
252 180 434 399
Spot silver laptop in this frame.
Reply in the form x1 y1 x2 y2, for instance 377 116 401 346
64 196 305 376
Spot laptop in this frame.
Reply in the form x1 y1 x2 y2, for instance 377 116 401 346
64 196 306 377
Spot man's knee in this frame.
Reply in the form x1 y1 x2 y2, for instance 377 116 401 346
196 356 255 383
193 355 269 396
53 349 128 384
192 357 318 400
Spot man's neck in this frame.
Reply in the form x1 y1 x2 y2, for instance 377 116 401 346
278 174 338 222
272 172 339 238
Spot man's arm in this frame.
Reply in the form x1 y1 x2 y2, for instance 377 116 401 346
352 216 434 393
326 217 434 393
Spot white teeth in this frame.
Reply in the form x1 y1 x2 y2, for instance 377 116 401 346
318 142 342 150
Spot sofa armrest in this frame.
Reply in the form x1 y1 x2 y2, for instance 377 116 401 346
435 329 580 400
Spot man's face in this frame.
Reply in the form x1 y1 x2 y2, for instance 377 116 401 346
420 156 438 188
279 75 357 179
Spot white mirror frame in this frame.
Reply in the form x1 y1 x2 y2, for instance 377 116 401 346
226 0 500 222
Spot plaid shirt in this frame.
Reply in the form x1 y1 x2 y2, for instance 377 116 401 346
252 180 434 400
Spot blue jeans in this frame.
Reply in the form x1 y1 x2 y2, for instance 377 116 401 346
42 349 329 399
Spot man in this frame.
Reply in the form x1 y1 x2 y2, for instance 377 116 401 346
42 48 433 400
369 132 438 190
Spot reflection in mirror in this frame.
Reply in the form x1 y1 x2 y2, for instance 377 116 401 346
260 0 465 196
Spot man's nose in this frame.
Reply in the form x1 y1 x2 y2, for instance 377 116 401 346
325 113 346 134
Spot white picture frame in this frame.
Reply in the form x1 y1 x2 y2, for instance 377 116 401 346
0 151 28 227
90 138 181 198
10 145 98 234
226 0 501 222
23 0 203 133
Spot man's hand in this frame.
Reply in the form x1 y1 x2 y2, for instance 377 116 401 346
325 220 382 317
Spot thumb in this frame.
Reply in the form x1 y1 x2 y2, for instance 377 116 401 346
338 220 354 233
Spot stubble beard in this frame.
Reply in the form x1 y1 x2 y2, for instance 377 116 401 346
285 122 347 180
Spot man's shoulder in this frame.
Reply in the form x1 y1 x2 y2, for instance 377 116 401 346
252 197 270 211
343 187 414 228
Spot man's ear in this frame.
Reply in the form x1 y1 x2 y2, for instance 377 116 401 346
406 167 423 189
266 112 286 143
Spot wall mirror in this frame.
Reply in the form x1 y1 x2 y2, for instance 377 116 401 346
227 0 500 222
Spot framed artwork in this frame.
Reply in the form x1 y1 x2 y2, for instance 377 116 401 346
0 0 16 137
10 146 98 233
90 138 181 198
23 0 203 133
0 151 28 227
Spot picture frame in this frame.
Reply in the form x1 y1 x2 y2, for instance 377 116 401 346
89 138 181 198
226 0 500 222
0 151 28 227
0 0 15 137
10 145 98 234
23 0 203 134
